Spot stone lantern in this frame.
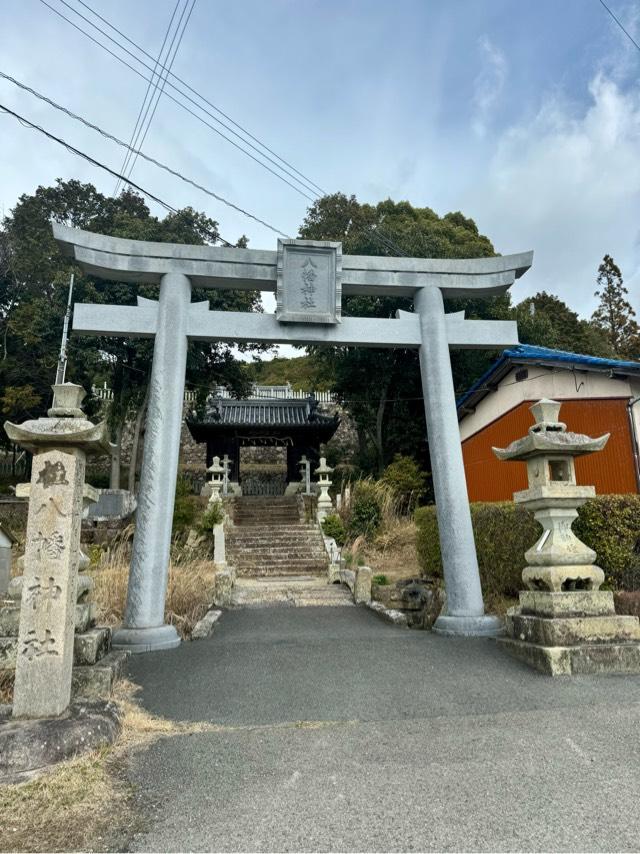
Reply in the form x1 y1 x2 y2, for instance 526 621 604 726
207 456 225 506
493 399 640 675
314 456 333 521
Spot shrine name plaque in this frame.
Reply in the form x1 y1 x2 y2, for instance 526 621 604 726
276 239 342 324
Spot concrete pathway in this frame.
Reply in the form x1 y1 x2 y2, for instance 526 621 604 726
125 606 640 852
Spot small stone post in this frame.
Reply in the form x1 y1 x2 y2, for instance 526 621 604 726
315 457 334 522
222 454 230 497
4 384 109 717
299 455 311 495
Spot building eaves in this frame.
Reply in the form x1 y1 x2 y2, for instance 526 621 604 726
456 344 640 420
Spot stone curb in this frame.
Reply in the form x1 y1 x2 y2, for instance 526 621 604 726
366 600 409 627
191 609 222 640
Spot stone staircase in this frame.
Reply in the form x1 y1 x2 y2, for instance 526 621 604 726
229 575 353 608
226 496 329 577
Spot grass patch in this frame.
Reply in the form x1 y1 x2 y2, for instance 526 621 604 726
88 560 217 640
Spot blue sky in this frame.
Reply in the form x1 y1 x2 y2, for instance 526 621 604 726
1 0 639 330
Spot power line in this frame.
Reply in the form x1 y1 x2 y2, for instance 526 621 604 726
72 0 327 197
39 0 320 201
126 0 197 186
0 71 290 238
114 0 182 196
0 100 244 246
598 0 640 53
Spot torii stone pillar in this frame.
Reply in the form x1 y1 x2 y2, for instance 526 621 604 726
53 224 533 647
113 274 191 652
415 287 501 635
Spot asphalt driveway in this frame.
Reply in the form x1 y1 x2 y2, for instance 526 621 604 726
124 606 640 852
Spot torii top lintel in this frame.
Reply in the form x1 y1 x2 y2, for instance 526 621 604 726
53 223 533 299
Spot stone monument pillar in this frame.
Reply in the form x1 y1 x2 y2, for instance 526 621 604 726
494 399 640 675
4 384 110 717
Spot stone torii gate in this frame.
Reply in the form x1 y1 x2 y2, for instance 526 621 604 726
53 224 533 651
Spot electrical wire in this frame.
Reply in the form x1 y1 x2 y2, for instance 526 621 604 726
39 0 319 201
598 0 640 53
114 0 182 195
72 0 327 196
0 73 290 238
0 100 248 246
125 0 197 186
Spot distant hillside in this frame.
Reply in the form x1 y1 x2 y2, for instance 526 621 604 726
245 355 335 391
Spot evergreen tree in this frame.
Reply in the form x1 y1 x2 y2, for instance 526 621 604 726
591 255 639 358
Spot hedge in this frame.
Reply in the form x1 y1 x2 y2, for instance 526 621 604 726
414 495 640 598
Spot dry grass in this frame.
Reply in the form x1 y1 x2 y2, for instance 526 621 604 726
89 559 217 639
356 518 422 582
0 677 222 853
0 671 13 705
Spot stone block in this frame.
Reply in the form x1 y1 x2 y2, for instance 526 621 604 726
522 563 604 593
213 569 234 607
354 566 372 604
191 609 222 640
71 650 128 699
499 636 640 676
507 611 640 646
74 626 111 665
519 590 615 618
0 699 121 784
367 600 409 626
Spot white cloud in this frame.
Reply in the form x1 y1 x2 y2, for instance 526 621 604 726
472 36 507 138
463 73 640 316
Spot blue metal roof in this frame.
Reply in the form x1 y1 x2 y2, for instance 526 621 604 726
457 344 640 415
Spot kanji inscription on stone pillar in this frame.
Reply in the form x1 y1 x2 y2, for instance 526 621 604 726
4 384 109 717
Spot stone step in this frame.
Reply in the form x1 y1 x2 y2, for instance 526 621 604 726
229 577 353 608
227 539 325 554
72 650 129 699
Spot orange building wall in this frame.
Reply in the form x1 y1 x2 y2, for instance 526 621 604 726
462 398 638 502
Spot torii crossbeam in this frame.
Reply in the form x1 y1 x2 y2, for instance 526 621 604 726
54 223 533 651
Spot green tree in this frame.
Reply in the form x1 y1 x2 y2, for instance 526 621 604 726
591 255 639 358
515 291 612 357
299 193 497 474
0 179 260 488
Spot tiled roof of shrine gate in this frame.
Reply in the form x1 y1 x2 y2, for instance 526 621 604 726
457 344 640 418
186 395 340 439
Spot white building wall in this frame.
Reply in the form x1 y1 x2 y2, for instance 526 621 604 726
459 366 633 442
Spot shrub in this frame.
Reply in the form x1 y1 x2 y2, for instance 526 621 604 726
415 502 539 599
199 502 224 531
415 495 640 598
382 455 427 512
172 476 198 532
372 574 389 585
348 480 383 540
322 513 346 546
573 495 640 590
